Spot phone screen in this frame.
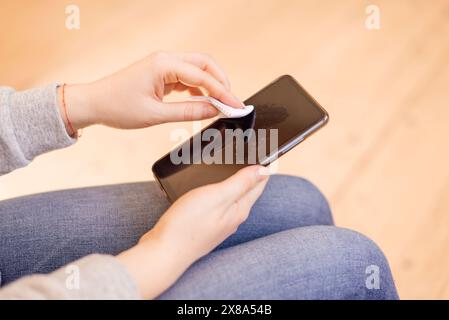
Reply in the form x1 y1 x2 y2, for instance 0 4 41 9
152 75 328 201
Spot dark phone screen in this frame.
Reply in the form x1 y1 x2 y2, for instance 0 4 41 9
152 75 327 201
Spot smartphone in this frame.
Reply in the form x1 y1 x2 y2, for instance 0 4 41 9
152 75 329 202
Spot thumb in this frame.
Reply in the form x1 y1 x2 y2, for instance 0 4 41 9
160 101 218 122
219 165 270 204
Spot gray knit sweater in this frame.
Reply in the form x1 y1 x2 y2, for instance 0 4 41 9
0 84 140 299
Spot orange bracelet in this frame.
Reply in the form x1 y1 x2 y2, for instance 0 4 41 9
61 83 77 137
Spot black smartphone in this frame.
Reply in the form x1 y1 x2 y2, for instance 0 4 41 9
152 75 329 202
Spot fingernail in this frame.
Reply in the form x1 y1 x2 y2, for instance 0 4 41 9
231 94 245 108
205 105 219 117
257 166 271 177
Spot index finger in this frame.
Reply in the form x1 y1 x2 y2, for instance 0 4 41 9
168 60 244 108
178 52 231 90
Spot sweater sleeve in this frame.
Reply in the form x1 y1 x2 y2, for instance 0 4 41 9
0 254 141 300
0 84 75 175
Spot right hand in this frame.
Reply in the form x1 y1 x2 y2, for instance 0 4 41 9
117 165 270 299
60 52 244 134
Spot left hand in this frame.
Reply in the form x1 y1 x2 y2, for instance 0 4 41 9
58 51 244 134
117 165 270 299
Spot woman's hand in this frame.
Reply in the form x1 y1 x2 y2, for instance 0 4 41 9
58 51 244 134
117 165 270 299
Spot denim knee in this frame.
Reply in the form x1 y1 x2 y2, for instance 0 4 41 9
253 174 333 226
301 226 399 300
160 225 398 300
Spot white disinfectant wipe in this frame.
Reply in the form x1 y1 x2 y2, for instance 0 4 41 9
187 96 254 118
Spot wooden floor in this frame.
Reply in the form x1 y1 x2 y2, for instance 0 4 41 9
1 0 449 299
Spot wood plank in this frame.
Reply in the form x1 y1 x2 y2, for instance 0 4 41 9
284 0 449 198
401 179 449 299
334 44 449 298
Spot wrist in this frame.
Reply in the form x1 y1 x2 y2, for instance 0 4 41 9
117 235 190 299
57 83 96 135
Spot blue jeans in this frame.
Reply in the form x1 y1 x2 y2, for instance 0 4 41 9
0 175 398 299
